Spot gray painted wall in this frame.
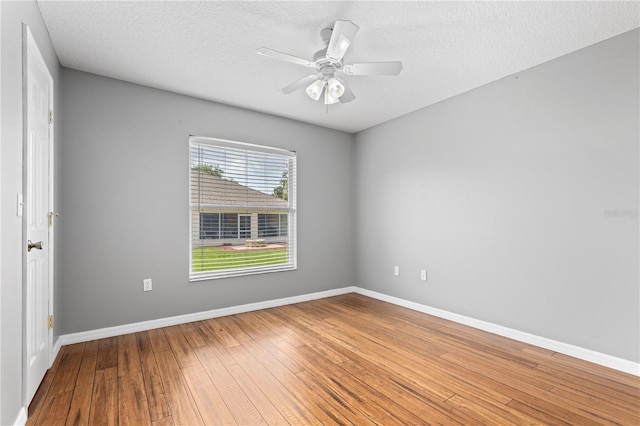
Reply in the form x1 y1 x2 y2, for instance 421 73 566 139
355 29 639 363
0 1 62 423
60 69 355 334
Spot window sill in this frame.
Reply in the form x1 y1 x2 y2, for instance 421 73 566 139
189 264 297 282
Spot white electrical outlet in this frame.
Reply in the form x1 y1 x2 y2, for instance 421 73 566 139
143 278 152 292
394 266 400 276
421 270 427 281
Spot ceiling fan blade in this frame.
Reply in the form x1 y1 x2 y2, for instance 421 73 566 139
335 77 355 103
279 75 318 94
326 20 359 62
257 47 314 67
343 61 403 76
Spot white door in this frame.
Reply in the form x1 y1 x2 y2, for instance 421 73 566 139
24 26 54 405
239 214 252 239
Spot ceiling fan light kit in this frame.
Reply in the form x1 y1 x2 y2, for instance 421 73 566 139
257 20 403 106
327 78 345 98
306 79 325 101
304 77 345 104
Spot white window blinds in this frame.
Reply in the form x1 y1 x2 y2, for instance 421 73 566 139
189 136 297 280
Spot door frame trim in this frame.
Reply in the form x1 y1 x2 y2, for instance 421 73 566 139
22 24 55 407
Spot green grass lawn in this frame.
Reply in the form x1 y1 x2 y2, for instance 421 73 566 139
192 247 289 272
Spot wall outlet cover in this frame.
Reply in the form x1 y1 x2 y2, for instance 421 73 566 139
143 278 152 291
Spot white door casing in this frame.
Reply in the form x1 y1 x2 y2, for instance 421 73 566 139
24 25 54 406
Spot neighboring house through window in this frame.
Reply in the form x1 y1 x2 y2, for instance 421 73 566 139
190 136 297 280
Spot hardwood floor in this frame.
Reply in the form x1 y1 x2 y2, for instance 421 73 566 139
28 293 639 425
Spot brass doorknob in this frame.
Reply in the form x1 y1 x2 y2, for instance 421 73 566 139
27 240 43 252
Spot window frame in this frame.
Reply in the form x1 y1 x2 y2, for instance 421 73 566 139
189 136 297 281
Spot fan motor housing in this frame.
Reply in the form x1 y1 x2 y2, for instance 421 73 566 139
312 48 328 63
320 27 333 43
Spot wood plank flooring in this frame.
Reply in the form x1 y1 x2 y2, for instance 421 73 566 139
28 293 639 425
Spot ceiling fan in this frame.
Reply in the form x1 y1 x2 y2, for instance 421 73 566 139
257 20 403 105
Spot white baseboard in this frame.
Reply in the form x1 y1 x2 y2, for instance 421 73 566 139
56 285 639 377
59 286 357 346
354 287 640 377
12 407 27 426
50 336 62 367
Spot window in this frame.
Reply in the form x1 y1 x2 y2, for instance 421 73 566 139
258 213 288 237
221 213 239 239
199 212 248 240
190 136 297 280
199 213 219 239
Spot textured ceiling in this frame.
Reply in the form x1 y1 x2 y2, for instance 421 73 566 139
37 1 639 133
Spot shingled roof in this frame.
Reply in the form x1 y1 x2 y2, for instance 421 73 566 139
190 171 288 208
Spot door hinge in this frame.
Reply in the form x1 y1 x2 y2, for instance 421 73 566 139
48 315 54 329
48 211 58 227
49 110 53 124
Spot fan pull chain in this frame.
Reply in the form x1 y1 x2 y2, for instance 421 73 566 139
325 83 329 114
